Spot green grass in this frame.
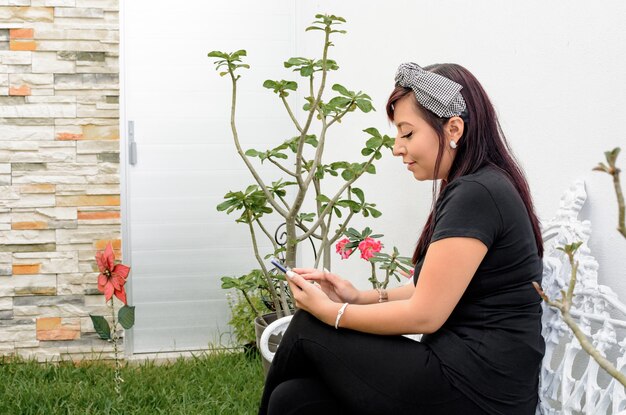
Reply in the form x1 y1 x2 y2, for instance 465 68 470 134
0 349 264 414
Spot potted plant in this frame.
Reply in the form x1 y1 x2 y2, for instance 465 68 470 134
208 13 395 357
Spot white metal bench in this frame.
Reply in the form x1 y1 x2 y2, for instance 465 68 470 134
260 180 626 414
538 180 626 414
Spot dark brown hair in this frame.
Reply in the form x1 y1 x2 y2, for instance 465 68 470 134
386 63 543 264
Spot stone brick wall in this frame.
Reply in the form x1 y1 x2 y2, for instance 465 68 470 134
0 0 121 361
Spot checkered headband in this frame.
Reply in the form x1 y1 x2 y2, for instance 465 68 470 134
394 62 467 118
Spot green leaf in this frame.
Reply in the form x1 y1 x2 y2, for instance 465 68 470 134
336 200 360 211
316 194 330 203
331 84 351 97
363 127 381 138
368 207 382 218
330 161 349 170
355 99 374 113
89 315 111 340
245 149 260 157
262 80 277 89
216 198 238 212
283 81 298 91
221 276 236 289
207 50 228 59
366 136 383 149
364 164 376 174
118 305 136 330
351 188 365 203
382 135 395 148
345 228 361 238
333 207 342 218
361 147 374 156
327 96 352 108
304 135 319 147
341 170 355 181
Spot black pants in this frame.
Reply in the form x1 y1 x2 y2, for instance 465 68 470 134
259 310 486 415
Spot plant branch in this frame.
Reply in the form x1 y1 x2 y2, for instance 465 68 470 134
532 251 626 388
227 69 288 218
281 96 302 134
328 210 356 247
240 288 263 320
246 214 281 313
327 105 352 128
612 166 625 238
594 148 625 239
255 218 279 254
269 157 297 177
369 261 378 289
565 251 578 304
295 28 332 185
277 194 291 210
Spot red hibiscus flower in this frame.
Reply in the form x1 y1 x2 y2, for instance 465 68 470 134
335 238 354 259
96 242 131 304
358 237 382 260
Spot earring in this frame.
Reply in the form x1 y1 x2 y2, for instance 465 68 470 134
449 140 458 149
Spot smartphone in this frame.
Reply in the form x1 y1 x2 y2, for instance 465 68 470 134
270 257 292 276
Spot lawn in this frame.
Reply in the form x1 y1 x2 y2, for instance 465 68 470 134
1 349 264 414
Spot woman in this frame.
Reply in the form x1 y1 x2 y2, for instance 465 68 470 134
259 62 545 415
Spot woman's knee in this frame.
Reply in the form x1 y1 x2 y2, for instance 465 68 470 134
267 378 343 415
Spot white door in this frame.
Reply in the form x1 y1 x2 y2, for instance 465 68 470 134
121 2 297 353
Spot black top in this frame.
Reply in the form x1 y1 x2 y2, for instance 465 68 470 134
414 165 545 415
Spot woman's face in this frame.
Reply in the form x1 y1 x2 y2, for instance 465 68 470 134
391 94 458 181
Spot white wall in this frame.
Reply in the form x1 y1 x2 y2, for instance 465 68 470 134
290 0 626 299
124 0 626 353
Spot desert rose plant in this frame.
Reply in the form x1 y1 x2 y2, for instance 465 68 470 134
209 14 394 317
89 242 135 398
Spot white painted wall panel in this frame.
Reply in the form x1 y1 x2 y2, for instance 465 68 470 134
123 0 626 353
122 0 297 353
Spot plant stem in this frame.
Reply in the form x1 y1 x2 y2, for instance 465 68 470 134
280 95 302 134
110 298 122 400
246 215 282 314
611 165 625 238
269 157 297 177
559 310 626 387
565 251 578 304
227 67 288 218
369 261 378 289
295 29 331 181
255 218 279 253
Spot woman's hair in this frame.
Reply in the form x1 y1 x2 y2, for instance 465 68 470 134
386 63 543 264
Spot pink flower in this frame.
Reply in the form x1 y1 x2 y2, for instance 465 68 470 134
358 237 382 260
96 242 131 304
335 238 353 259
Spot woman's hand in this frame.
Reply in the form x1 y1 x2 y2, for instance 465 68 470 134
292 268 361 304
286 271 337 325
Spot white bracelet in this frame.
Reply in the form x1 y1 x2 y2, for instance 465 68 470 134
334 302 349 329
